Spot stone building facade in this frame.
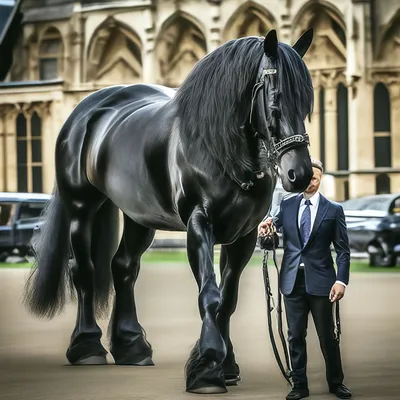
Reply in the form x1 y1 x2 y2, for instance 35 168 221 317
0 0 399 201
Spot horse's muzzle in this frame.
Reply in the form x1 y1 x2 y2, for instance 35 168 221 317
279 148 313 193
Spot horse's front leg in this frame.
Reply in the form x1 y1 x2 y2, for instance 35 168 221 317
185 207 227 394
217 228 258 385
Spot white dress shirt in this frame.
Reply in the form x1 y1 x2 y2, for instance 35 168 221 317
298 191 346 288
298 191 320 232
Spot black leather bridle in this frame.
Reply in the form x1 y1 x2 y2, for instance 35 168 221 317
236 54 310 191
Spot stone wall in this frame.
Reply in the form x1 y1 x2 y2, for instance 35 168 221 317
0 0 399 200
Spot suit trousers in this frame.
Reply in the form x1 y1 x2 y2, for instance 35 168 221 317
283 269 344 389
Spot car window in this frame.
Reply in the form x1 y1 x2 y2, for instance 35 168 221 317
341 195 393 212
0 203 17 226
17 202 45 220
390 197 400 215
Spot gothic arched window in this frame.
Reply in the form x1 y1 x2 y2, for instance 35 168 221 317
373 83 391 168
15 111 43 193
376 174 390 194
39 27 63 80
337 83 349 171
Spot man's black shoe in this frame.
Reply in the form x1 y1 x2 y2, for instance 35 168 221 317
329 384 352 399
286 388 309 400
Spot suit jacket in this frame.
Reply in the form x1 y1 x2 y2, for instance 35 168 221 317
273 193 350 296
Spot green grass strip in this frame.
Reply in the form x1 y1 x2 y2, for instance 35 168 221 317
0 250 398 272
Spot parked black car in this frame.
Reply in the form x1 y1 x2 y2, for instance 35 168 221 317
341 193 400 267
0 192 50 260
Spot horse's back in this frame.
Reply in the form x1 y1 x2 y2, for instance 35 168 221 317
60 83 174 134
54 82 183 229
55 83 173 185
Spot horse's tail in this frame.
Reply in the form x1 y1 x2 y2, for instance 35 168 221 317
23 190 121 320
91 199 120 319
23 185 72 319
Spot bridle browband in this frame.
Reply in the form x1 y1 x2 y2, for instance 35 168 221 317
235 53 310 191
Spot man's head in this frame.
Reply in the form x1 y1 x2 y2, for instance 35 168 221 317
304 158 323 197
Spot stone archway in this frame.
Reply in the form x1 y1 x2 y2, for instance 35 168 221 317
292 2 346 73
223 1 276 41
155 11 207 87
86 17 142 84
292 2 347 175
375 9 400 64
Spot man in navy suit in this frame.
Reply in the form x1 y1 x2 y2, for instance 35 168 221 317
259 158 352 400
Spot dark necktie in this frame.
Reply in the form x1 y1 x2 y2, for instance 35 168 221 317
300 199 312 246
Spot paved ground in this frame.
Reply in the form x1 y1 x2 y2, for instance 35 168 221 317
0 264 399 400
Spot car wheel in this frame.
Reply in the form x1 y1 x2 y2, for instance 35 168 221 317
0 251 9 262
369 251 396 267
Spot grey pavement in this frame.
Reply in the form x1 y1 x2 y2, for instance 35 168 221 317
0 264 399 400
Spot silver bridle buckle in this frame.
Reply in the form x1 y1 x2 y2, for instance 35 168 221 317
263 69 277 76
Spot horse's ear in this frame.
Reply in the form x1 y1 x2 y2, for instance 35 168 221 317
264 29 278 58
292 28 313 58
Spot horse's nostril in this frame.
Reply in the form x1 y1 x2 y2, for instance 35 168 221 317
288 169 296 182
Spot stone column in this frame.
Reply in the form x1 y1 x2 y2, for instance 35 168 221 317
348 80 375 197
37 102 54 194
208 3 221 52
280 0 292 45
209 27 221 53
0 108 5 190
323 72 339 172
24 24 37 81
307 72 321 160
5 107 18 192
389 80 400 168
334 177 345 202
70 13 84 86
142 43 156 84
389 173 400 194
142 8 156 84
347 0 374 198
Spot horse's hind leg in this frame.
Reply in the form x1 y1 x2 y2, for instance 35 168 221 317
185 207 227 394
109 214 155 365
64 191 109 365
217 228 258 385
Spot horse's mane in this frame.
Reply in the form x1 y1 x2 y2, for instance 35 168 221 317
271 42 314 129
174 36 314 183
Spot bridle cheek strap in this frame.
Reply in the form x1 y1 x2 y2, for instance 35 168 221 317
237 58 310 191
251 66 310 158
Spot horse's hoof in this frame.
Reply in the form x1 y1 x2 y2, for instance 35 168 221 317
187 386 228 394
185 360 227 394
111 336 154 366
66 340 108 365
223 359 241 386
74 355 108 365
225 374 241 386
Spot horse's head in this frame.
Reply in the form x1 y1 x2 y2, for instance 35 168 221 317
251 29 314 193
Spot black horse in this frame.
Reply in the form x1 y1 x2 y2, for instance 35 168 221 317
23 29 314 394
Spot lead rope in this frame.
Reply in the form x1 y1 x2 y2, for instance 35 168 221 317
334 299 341 343
261 227 292 386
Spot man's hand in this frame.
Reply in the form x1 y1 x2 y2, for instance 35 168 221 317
329 283 345 303
258 217 274 237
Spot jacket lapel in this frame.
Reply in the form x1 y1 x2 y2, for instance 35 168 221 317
290 194 303 247
304 194 330 248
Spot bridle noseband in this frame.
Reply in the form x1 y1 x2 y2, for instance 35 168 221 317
236 54 310 191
